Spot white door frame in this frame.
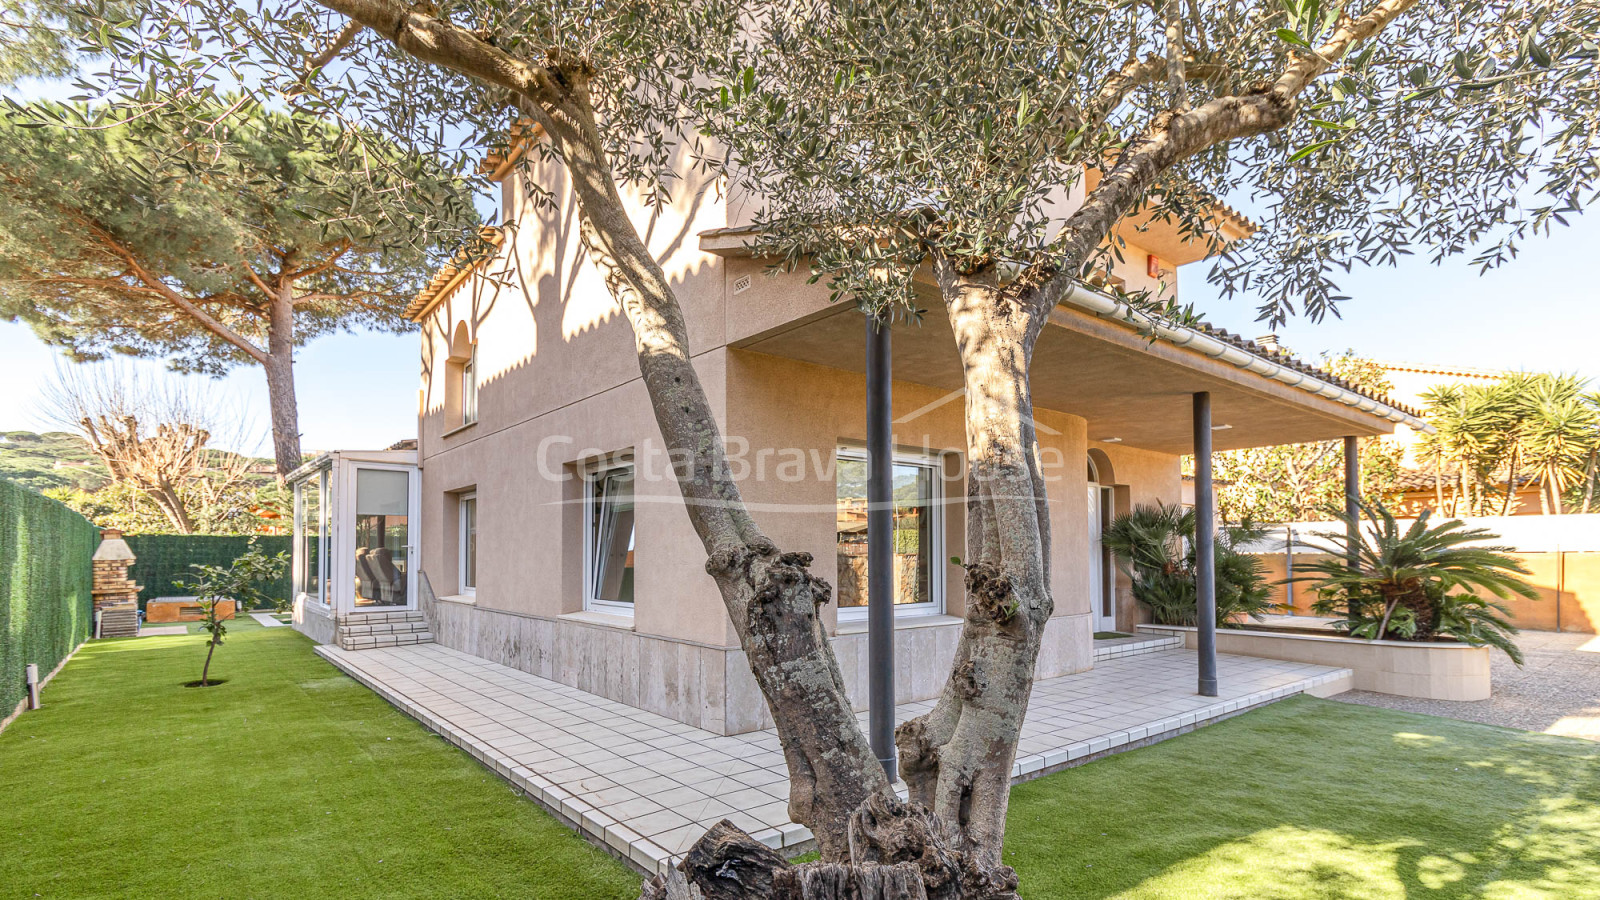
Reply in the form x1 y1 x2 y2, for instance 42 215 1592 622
1088 483 1117 633
339 461 421 614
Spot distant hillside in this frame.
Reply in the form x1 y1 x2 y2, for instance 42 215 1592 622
0 430 277 494
0 431 110 492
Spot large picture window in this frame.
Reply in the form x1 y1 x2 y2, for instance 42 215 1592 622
459 492 477 595
584 463 636 613
835 448 943 618
353 467 410 607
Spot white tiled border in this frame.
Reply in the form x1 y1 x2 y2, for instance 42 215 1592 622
318 643 1351 876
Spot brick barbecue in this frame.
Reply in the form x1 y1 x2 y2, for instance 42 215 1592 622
91 529 141 638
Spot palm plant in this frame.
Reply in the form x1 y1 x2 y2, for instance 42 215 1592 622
1519 375 1598 515
1295 500 1537 663
1102 504 1274 628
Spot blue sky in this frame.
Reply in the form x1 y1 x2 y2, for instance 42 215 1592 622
3 213 1593 456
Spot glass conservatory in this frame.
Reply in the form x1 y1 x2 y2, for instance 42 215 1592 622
287 448 419 642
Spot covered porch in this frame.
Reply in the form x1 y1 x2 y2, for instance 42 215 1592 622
316 634 1351 876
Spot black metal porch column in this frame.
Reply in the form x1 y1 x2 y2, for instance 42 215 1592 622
1344 434 1361 619
866 314 898 781
1193 392 1219 697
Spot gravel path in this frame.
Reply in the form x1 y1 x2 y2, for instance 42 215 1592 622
1334 630 1600 741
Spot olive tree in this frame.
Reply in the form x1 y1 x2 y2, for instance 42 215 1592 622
699 1 1597 890
57 0 1599 896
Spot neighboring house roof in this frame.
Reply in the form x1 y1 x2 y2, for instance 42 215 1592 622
404 226 505 323
1393 467 1535 493
1375 360 1511 380
1190 323 1426 422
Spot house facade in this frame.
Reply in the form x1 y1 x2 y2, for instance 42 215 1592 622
368 135 1426 737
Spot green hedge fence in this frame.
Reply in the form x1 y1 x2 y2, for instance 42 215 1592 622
124 534 292 609
1 478 99 718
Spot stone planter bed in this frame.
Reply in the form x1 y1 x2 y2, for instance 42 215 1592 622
1137 623 1492 701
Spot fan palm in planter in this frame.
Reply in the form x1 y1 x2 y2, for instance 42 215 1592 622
1102 504 1274 627
1296 501 1537 664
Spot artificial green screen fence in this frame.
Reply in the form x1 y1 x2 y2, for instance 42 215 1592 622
1 478 98 718
124 534 292 609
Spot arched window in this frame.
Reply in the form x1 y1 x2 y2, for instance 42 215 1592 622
446 321 477 427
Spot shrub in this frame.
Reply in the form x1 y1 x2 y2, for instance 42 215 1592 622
1102 503 1275 627
1296 501 1536 664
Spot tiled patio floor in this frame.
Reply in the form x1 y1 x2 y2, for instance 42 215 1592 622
317 641 1350 875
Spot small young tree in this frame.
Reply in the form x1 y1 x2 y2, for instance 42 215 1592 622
180 541 289 686
0 101 479 476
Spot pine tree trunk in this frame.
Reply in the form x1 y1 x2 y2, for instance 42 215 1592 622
264 290 303 479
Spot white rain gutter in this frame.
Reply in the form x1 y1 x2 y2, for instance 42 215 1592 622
1055 283 1434 433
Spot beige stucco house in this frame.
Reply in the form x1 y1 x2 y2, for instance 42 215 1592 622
294 133 1426 737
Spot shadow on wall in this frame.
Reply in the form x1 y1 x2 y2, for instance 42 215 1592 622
420 136 720 421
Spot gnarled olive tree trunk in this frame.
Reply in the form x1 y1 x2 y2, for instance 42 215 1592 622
894 260 1056 869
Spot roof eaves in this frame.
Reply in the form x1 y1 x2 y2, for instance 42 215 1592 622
404 226 506 323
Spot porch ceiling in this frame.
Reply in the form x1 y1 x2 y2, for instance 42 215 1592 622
731 300 1399 456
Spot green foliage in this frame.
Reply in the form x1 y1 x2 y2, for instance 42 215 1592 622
700 0 1600 322
1297 500 1537 663
0 627 643 898
177 540 288 684
1205 354 1405 523
0 430 108 493
0 477 98 716
124 534 292 608
46 476 288 536
1421 372 1600 515
1102 503 1276 627
0 0 85 85
0 99 477 376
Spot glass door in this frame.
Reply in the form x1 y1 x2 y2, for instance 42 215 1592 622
1088 484 1116 633
352 466 415 608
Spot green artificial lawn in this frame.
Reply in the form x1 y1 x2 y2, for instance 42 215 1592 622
1005 696 1600 899
0 623 639 899
6 620 1598 899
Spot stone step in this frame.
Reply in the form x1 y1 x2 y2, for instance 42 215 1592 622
341 610 427 625
336 620 432 637
1092 634 1184 661
338 630 434 651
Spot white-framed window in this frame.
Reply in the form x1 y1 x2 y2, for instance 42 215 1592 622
458 492 477 595
583 461 636 614
293 467 331 607
835 446 945 619
461 345 478 426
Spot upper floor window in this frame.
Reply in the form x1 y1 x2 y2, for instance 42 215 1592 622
446 320 477 429
835 447 944 619
584 462 636 614
461 345 478 426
